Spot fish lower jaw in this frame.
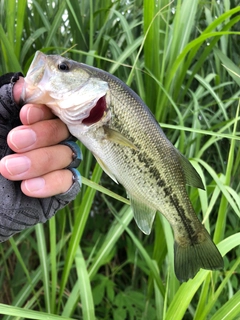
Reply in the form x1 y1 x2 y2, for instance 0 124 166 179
21 85 45 104
60 96 108 128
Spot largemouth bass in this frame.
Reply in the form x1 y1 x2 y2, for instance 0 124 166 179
21 51 223 281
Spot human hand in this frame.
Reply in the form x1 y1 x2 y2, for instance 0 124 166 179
0 73 81 241
0 76 81 198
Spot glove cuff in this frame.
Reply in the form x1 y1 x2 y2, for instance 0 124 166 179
0 72 24 88
0 72 24 126
60 140 82 169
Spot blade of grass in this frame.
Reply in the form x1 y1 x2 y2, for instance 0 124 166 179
3 235 70 320
211 290 240 320
165 31 240 98
111 9 144 99
125 231 166 297
6 0 15 47
214 100 240 243
167 0 198 74
180 14 240 101
62 204 134 317
196 257 240 320
0 24 22 71
65 0 87 49
194 275 211 320
214 48 240 86
160 121 240 142
20 27 47 64
165 233 240 320
44 1 66 49
35 223 51 313
143 0 161 110
159 214 178 302
152 261 164 320
15 0 27 59
81 176 129 205
198 160 240 218
108 36 143 75
0 303 72 320
75 247 95 320
32 0 58 49
118 216 166 297
88 204 133 279
8 237 40 308
194 73 228 121
49 216 57 314
57 164 102 312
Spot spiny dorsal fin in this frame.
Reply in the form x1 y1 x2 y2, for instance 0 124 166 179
129 195 156 235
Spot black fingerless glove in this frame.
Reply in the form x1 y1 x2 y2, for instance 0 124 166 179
0 73 81 242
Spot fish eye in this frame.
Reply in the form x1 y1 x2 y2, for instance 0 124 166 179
58 61 70 72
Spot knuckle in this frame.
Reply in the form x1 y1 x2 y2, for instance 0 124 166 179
48 119 69 140
33 118 69 145
37 146 70 172
53 170 72 193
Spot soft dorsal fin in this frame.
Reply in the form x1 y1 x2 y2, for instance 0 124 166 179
176 150 205 190
129 194 156 235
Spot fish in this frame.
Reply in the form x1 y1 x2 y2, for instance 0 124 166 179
21 51 223 281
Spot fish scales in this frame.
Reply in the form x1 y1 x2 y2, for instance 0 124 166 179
86 68 203 231
22 51 224 281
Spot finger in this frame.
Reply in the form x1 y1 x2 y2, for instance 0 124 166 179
7 118 70 153
13 76 25 103
20 104 57 125
0 145 73 180
21 169 74 198
13 76 57 124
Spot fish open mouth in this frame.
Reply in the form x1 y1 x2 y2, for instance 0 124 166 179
82 95 107 125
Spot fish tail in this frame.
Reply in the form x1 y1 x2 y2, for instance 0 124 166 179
174 229 223 282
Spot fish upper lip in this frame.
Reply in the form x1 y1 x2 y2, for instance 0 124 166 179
21 51 47 103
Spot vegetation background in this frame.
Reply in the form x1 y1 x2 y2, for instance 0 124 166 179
0 0 240 319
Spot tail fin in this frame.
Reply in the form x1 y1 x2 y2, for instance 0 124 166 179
174 231 223 282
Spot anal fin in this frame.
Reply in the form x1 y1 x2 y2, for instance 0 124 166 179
130 195 156 235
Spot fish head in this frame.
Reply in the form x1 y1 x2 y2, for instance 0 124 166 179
22 51 109 126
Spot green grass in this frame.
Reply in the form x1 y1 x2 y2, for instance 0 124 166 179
1 0 240 319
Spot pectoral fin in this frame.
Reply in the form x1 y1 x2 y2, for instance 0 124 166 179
104 126 138 150
129 195 156 235
176 150 205 190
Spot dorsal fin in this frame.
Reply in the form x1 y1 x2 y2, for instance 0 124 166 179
176 150 205 190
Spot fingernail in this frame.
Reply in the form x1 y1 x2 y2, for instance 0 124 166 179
26 107 44 124
24 177 45 192
9 128 37 149
4 156 31 175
